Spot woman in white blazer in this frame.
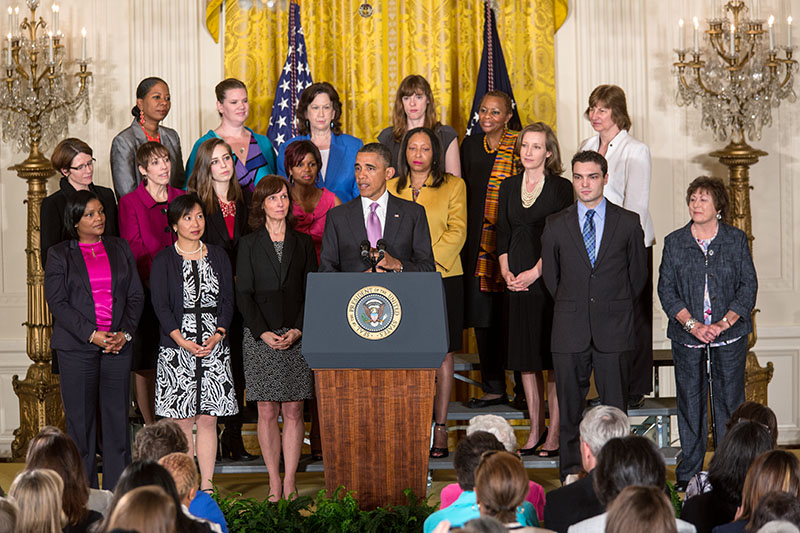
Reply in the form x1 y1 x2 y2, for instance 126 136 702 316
578 84 654 408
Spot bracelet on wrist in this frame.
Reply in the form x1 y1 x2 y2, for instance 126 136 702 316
683 317 698 333
214 328 226 339
89 330 97 344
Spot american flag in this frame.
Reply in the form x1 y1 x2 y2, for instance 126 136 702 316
267 0 313 150
465 0 522 136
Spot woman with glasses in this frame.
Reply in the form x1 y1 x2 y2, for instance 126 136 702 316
42 138 119 268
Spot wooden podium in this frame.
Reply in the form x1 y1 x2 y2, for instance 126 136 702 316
303 273 447 510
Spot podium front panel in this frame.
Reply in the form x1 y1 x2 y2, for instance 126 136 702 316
302 272 448 369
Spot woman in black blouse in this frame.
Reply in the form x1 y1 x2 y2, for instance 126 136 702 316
187 138 255 461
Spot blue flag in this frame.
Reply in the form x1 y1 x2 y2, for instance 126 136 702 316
267 1 313 151
465 1 522 135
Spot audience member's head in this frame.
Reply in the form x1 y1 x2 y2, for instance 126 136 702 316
727 401 778 448
593 435 666 508
467 415 518 453
24 426 90 527
107 485 177 533
749 492 800 532
578 405 630 472
132 419 189 462
0 497 17 533
461 515 508 533
101 461 192 533
474 450 529 525
739 450 800 526
158 452 199 506
8 468 66 533
707 420 774 507
454 431 506 491
605 485 677 533
757 522 800 533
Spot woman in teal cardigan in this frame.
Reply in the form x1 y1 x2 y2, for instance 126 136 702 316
276 82 361 203
185 78 276 193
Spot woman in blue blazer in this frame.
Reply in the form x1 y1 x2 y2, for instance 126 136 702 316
44 190 144 491
276 82 361 203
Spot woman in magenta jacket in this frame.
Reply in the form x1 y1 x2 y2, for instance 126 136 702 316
118 141 185 425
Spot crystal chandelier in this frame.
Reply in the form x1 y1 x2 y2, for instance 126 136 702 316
0 0 91 158
673 0 797 142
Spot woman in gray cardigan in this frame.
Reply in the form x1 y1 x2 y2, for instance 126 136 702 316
111 77 185 199
657 176 757 491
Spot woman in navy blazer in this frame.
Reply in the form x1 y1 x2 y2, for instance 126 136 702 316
44 190 144 491
276 82 361 203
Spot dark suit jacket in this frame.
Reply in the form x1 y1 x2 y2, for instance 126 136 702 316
44 237 144 351
541 200 647 354
40 178 119 268
318 193 435 272
236 227 317 339
150 243 234 349
202 199 249 272
543 471 604 533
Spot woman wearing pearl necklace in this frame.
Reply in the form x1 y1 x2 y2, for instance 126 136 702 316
150 194 237 492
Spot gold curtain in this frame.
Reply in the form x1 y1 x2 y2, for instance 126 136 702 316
206 0 567 142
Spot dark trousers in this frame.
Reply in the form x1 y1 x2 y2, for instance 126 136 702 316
223 310 246 425
475 326 507 396
58 345 132 490
553 345 628 479
672 338 746 482
629 246 654 396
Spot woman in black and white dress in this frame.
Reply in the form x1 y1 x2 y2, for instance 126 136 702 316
150 193 237 492
237 175 317 501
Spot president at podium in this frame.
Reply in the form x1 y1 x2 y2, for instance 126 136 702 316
318 143 435 273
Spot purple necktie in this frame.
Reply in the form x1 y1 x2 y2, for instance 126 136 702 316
367 202 382 248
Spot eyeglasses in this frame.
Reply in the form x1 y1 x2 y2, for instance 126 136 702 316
69 158 96 172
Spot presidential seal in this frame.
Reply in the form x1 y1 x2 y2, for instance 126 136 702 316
347 285 402 340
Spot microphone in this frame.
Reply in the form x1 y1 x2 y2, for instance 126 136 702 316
376 239 387 262
360 240 371 264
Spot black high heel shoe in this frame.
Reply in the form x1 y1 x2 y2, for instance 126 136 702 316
517 427 549 456
430 423 449 459
221 423 257 462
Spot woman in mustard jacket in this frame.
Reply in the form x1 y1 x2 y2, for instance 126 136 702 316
389 126 466 458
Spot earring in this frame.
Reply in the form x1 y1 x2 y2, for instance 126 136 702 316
716 212 722 220
139 113 145 127
331 120 334 130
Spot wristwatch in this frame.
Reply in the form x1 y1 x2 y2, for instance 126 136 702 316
683 318 698 332
121 331 132 342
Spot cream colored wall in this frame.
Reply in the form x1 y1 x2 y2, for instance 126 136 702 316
0 0 223 455
556 0 800 444
0 0 798 455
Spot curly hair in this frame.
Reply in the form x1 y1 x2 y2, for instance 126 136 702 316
686 176 730 222
296 82 343 136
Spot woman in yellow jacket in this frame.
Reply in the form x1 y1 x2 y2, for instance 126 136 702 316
389 127 467 459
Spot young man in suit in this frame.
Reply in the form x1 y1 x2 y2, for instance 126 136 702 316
319 143 435 273
543 405 630 532
541 150 647 481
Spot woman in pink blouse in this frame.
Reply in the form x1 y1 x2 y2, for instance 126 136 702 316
285 140 341 261
119 142 185 425
44 190 144 490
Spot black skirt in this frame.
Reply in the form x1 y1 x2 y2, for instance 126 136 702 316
131 288 160 371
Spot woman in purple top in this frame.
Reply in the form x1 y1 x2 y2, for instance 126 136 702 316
44 190 144 490
119 141 186 425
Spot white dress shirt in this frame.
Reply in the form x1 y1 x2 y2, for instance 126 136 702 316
360 189 389 238
579 129 655 246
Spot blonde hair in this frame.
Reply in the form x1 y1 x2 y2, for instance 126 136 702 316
0 497 18 533
158 452 199 501
606 485 677 533
8 468 66 533
107 485 177 533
